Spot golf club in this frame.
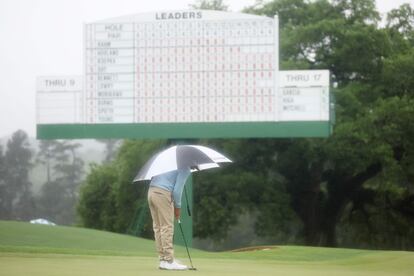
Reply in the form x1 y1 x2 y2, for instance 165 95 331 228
178 219 197 271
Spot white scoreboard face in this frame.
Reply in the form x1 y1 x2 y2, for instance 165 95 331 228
278 70 330 121
84 10 279 124
37 76 83 124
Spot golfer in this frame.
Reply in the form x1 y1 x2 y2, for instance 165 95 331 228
148 167 191 270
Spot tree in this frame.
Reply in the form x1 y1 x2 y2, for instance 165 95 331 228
37 140 84 224
387 4 414 46
0 130 34 220
77 139 165 234
189 0 228 11
77 164 118 230
241 0 414 248
193 139 300 246
335 96 414 249
36 140 60 186
96 139 121 163
0 145 6 218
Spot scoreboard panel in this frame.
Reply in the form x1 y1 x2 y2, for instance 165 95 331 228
36 76 83 124
36 10 332 139
84 10 279 124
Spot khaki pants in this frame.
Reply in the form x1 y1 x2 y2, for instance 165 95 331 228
148 187 174 262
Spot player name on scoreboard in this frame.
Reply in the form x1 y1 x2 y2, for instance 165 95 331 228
84 10 279 124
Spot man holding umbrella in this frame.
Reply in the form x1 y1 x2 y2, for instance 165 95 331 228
148 168 191 270
134 144 232 270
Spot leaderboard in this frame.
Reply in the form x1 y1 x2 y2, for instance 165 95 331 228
84 10 278 123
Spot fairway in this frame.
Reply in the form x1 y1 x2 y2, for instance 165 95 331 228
1 221 413 276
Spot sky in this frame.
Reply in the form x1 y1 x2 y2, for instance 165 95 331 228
0 0 413 139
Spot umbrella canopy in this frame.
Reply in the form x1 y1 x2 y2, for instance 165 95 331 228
133 145 232 182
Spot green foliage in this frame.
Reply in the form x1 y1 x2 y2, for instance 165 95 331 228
381 49 414 98
338 191 414 250
249 0 390 83
387 3 414 46
112 140 166 232
331 0 380 24
77 140 165 235
254 178 302 243
77 164 118 231
194 170 250 239
95 139 121 163
193 139 300 244
189 0 228 11
242 0 414 248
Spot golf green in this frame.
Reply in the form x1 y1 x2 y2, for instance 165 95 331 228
0 221 413 276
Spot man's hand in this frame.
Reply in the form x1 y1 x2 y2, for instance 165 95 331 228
174 208 181 220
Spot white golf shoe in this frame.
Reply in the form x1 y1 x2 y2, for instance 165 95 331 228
159 260 188 270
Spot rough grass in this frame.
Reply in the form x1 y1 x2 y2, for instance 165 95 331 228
0 221 413 276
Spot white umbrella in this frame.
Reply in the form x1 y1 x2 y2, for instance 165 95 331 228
133 145 232 182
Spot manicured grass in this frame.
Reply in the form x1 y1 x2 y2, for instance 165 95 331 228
0 220 156 256
1 220 413 276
